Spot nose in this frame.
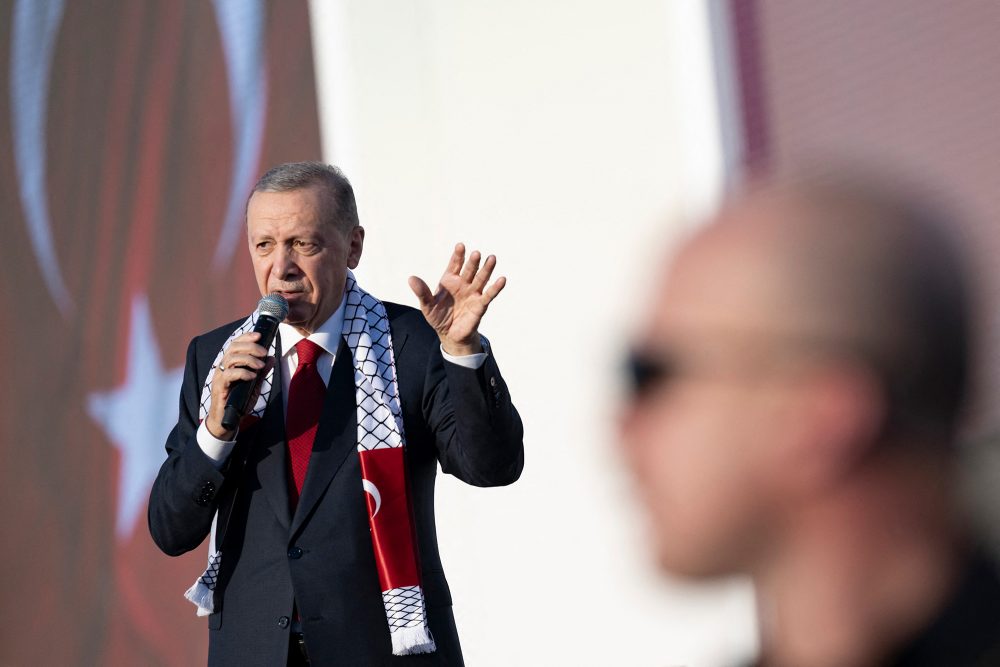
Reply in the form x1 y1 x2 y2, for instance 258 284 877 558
272 246 300 281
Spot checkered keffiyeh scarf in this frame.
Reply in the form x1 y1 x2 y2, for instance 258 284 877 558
185 271 435 656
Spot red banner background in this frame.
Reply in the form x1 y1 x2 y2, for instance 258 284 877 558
0 1 321 663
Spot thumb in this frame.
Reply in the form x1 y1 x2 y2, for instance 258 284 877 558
408 276 434 310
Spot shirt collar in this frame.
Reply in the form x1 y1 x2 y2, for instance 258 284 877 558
277 294 346 357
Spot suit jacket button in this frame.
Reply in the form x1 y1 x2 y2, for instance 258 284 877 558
288 547 303 559
490 376 497 387
278 616 290 629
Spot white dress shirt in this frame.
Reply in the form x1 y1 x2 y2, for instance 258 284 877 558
197 295 488 467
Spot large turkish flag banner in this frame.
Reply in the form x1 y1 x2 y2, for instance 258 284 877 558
0 1 322 663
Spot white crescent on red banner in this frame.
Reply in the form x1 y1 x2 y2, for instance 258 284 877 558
362 478 383 518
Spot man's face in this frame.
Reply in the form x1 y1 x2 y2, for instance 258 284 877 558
619 235 808 578
246 186 364 333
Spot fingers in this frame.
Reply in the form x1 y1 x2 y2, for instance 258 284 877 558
437 243 506 304
471 254 497 291
216 357 266 385
217 366 260 388
408 275 434 310
460 250 482 282
483 275 507 304
225 331 263 353
216 332 268 375
223 352 267 373
445 243 465 276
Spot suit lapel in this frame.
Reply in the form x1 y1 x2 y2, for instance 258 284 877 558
290 336 359 537
392 325 410 362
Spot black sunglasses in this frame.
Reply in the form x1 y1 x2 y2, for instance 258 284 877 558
624 349 677 399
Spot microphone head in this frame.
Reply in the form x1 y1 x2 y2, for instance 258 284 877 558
257 293 290 321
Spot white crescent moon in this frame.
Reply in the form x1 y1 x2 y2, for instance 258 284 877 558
209 0 267 270
11 0 73 316
361 479 381 518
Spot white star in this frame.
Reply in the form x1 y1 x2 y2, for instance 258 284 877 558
88 294 184 539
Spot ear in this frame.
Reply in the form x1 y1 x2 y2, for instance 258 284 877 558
347 226 365 269
778 362 887 497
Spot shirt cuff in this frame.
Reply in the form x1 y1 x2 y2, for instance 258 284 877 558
197 421 237 468
440 344 489 369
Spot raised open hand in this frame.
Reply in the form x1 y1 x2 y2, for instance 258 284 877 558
408 243 507 356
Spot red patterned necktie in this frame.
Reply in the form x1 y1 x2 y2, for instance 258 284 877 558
286 339 326 507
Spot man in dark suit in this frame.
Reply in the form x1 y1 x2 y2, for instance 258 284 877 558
149 161 523 665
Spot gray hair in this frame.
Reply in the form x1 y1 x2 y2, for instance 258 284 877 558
250 161 360 233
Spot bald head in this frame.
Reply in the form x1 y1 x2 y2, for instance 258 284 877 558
621 178 973 578
673 179 971 440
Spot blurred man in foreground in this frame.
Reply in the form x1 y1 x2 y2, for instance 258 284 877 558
620 179 1000 666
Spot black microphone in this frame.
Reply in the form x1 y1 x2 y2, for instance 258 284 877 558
221 293 289 431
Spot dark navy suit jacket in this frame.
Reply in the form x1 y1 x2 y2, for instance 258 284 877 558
148 302 524 666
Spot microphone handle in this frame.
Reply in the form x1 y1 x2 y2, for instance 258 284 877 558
220 313 281 431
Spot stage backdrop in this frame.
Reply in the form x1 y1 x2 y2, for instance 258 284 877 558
723 0 1000 434
720 0 1000 551
0 1 322 663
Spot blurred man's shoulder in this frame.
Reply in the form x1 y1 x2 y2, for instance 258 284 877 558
890 550 1000 666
